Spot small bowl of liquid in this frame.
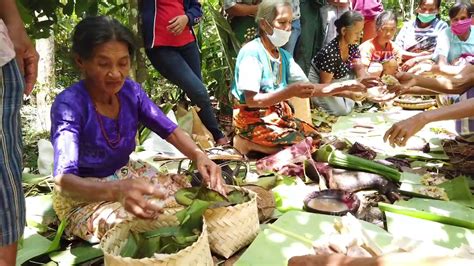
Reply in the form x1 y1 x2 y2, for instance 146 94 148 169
303 189 360 216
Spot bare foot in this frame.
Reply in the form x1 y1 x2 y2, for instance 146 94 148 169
215 136 230 146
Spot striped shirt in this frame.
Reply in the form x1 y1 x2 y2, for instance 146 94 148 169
395 18 448 53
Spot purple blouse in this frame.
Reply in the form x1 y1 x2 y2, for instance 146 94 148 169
51 78 177 178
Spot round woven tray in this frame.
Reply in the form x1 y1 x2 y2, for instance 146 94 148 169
204 186 260 258
100 215 213 266
393 98 437 110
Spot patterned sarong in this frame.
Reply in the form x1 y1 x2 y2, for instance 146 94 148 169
233 101 321 148
52 159 190 243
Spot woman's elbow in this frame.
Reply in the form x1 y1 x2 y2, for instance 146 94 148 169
53 174 67 193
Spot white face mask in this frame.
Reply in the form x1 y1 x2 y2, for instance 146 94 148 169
264 21 291 47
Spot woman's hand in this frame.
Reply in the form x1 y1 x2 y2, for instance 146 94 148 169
401 58 418 72
116 179 168 219
357 76 382 88
386 72 416 95
195 153 226 195
320 80 366 95
407 62 433 75
383 114 428 147
366 86 397 102
8 26 39 95
287 82 317 98
167 15 189 35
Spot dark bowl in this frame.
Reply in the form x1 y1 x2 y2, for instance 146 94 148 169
303 189 360 216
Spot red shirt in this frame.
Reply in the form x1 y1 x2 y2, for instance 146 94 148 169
153 0 195 47
359 38 401 65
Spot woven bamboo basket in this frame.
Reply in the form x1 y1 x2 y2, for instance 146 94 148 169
393 98 437 110
204 186 259 258
100 215 213 266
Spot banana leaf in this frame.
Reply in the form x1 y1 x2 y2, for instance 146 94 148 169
25 195 57 232
49 245 103 265
438 176 474 208
330 112 449 159
399 175 474 208
379 200 474 229
47 219 68 253
16 227 52 265
384 211 474 249
272 177 314 212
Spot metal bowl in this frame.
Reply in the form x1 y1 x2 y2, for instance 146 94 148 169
303 189 360 216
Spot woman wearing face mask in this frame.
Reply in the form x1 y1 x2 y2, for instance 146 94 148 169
359 11 403 77
411 2 474 75
231 0 366 155
309 10 373 116
395 0 448 72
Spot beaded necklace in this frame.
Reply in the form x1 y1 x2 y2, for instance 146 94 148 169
94 94 121 149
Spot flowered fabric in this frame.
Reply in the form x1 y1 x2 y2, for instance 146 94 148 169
52 159 190 243
233 102 320 148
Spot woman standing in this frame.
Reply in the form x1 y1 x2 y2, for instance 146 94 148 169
141 0 228 145
351 0 383 41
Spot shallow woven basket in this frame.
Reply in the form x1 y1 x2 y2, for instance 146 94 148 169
100 215 213 266
393 98 437 110
204 186 259 258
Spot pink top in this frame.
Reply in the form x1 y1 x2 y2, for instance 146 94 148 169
153 0 195 47
351 0 383 19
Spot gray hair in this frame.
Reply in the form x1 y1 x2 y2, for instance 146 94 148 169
255 0 292 24
375 11 398 31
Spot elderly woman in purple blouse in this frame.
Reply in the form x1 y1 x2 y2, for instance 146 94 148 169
50 16 225 242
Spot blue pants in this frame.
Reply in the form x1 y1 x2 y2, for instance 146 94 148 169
0 59 25 246
283 19 301 56
146 42 224 141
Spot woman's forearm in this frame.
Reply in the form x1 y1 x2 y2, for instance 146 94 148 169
166 128 207 160
404 86 439 95
54 174 121 202
417 98 474 124
413 75 469 94
435 63 466 76
244 88 293 107
0 0 24 30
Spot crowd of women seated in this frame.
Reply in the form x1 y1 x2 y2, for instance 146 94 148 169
50 0 474 242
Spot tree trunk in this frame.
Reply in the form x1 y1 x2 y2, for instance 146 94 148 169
35 35 55 132
128 0 148 84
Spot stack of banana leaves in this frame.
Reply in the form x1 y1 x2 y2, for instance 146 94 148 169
120 187 249 259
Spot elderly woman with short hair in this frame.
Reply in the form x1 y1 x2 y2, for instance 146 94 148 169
231 0 367 155
359 10 403 77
